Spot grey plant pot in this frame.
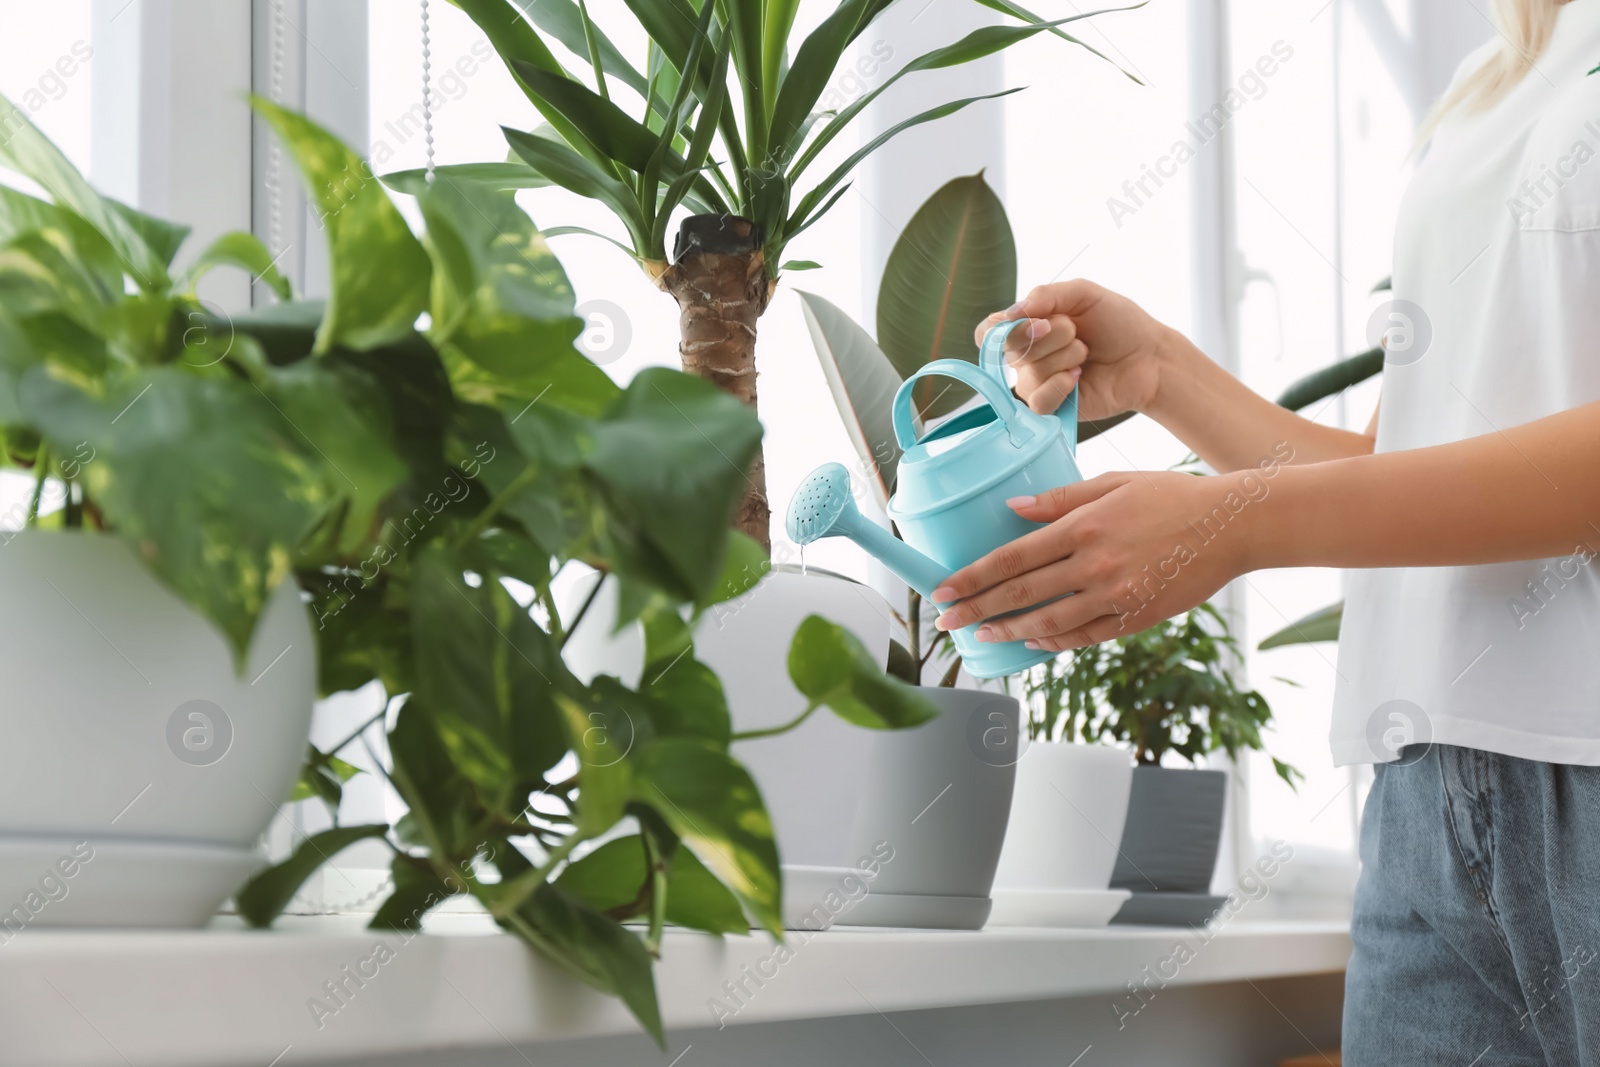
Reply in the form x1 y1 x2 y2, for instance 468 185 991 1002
1110 766 1227 894
838 687 1020 929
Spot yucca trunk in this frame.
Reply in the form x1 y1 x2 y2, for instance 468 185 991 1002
659 215 773 553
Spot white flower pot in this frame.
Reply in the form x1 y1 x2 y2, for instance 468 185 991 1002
0 532 314 928
563 568 892 869
989 740 1135 927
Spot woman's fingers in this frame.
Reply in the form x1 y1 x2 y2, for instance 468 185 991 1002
1021 366 1082 415
973 588 1121 644
933 556 1089 632
1005 316 1077 364
973 310 1010 347
1028 613 1130 652
930 521 1075 604
1009 473 1129 523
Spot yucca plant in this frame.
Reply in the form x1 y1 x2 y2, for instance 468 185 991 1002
448 0 1137 550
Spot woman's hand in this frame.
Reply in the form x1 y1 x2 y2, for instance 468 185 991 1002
930 471 1259 650
973 279 1171 421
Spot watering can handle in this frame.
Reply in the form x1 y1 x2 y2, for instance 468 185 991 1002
891 358 1030 451
980 318 1080 453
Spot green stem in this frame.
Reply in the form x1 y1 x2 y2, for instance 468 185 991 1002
539 584 565 645
453 463 541 551
559 573 606 651
491 832 588 918
327 707 389 759
575 0 609 101
641 830 668 957
26 446 50 524
907 591 921 678
731 701 820 742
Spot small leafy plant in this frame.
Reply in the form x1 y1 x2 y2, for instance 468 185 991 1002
0 95 934 1044
1019 604 1302 787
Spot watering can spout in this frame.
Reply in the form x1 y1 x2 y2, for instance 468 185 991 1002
785 463 949 603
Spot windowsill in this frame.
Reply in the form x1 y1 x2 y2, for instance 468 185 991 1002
1 914 1351 1066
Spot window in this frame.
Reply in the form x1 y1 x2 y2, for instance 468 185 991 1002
0 3 98 523
5 0 1495 911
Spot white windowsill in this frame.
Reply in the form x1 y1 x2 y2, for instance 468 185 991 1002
0 914 1351 1066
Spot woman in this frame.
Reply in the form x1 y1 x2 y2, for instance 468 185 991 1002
934 0 1600 1060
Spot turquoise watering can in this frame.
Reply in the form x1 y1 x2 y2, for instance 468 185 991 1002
787 318 1083 679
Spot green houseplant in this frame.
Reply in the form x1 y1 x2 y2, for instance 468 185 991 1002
1028 603 1298 784
1019 603 1297 924
445 0 1138 548
0 94 935 1043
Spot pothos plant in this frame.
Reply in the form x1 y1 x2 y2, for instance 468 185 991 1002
1018 603 1302 787
443 0 1139 550
0 96 934 1044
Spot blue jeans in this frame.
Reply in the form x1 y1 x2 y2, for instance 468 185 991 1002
1345 744 1600 1065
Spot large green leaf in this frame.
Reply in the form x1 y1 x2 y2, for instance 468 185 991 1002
370 854 460 931
556 833 749 934
181 232 292 301
633 738 782 935
503 127 649 249
761 0 802 112
235 824 391 927
381 161 551 198
507 60 694 178
500 883 663 1046
410 545 571 807
0 186 124 301
1276 347 1384 412
584 368 763 603
0 94 180 288
21 367 324 662
796 290 902 509
449 0 616 172
1257 600 1343 650
876 172 1016 420
791 13 1121 180
509 0 650 95
252 98 431 353
788 615 939 730
783 88 1023 257
971 0 1142 81
415 173 611 417
558 688 638 836
265 357 408 556
767 0 885 160
386 696 486 859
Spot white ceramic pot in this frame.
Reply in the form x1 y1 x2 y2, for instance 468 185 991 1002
995 741 1134 889
562 567 892 870
835 687 1020 930
0 532 315 928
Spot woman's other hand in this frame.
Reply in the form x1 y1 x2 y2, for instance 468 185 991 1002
973 279 1170 421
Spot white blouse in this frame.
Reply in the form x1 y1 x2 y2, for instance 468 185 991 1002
1332 0 1600 765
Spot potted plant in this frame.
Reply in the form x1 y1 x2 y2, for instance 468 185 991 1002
802 171 1149 929
783 172 1027 928
0 94 339 928
0 94 935 1043
986 660 1138 928
234 103 938 1047
445 0 1137 550
1042 603 1301 926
